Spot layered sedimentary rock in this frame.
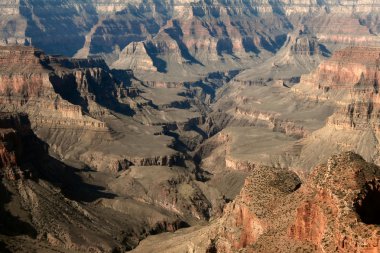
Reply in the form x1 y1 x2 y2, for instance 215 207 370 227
0 44 231 252
2 0 380 81
133 153 380 253
291 46 380 168
0 44 219 175
193 36 333 177
0 45 108 130
0 113 204 252
111 0 291 79
105 0 380 80
294 47 380 98
198 46 380 176
112 42 157 71
212 152 380 252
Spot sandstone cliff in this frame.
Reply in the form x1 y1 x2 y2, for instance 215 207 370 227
0 45 198 174
0 112 222 252
212 152 380 253
2 0 380 81
0 45 108 130
131 152 380 253
292 46 380 168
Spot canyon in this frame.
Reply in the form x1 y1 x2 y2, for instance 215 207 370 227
0 0 379 252
133 152 380 253
1 0 380 80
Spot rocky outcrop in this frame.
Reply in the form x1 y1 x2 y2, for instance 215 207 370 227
296 152 380 252
295 47 380 93
1 0 380 81
0 45 119 130
234 107 308 138
290 35 326 56
293 47 380 133
213 165 301 251
212 152 380 252
112 42 157 71
292 47 380 164
79 152 185 173
0 113 31 180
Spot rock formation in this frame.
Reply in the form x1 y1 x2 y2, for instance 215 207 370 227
212 152 380 253
1 1 380 252
0 112 204 252
291 46 380 169
132 152 380 253
1 0 380 81
0 41 235 252
0 45 108 129
0 111 224 252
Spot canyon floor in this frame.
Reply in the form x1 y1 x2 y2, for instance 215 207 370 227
0 43 379 253
0 1 380 253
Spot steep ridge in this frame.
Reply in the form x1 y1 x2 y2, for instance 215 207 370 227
132 152 380 253
0 45 109 130
193 33 334 191
292 46 380 169
2 0 380 81
235 30 330 81
0 113 200 252
213 152 380 252
0 46 229 251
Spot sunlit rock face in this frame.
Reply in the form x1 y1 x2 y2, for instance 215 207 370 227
0 45 110 129
212 152 380 253
0 44 228 251
0 0 98 55
294 46 380 131
1 0 380 80
1 2 380 253
130 152 380 253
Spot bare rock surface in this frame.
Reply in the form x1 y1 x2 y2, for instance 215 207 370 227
0 45 226 251
132 152 380 253
213 152 380 253
1 1 380 81
292 46 380 170
1 1 380 252
0 112 223 252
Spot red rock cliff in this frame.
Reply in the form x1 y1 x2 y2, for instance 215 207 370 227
213 152 380 253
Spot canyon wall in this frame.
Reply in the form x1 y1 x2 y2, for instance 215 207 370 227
1 0 380 80
0 46 226 250
132 153 380 253
212 152 380 253
291 46 380 168
0 45 108 130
